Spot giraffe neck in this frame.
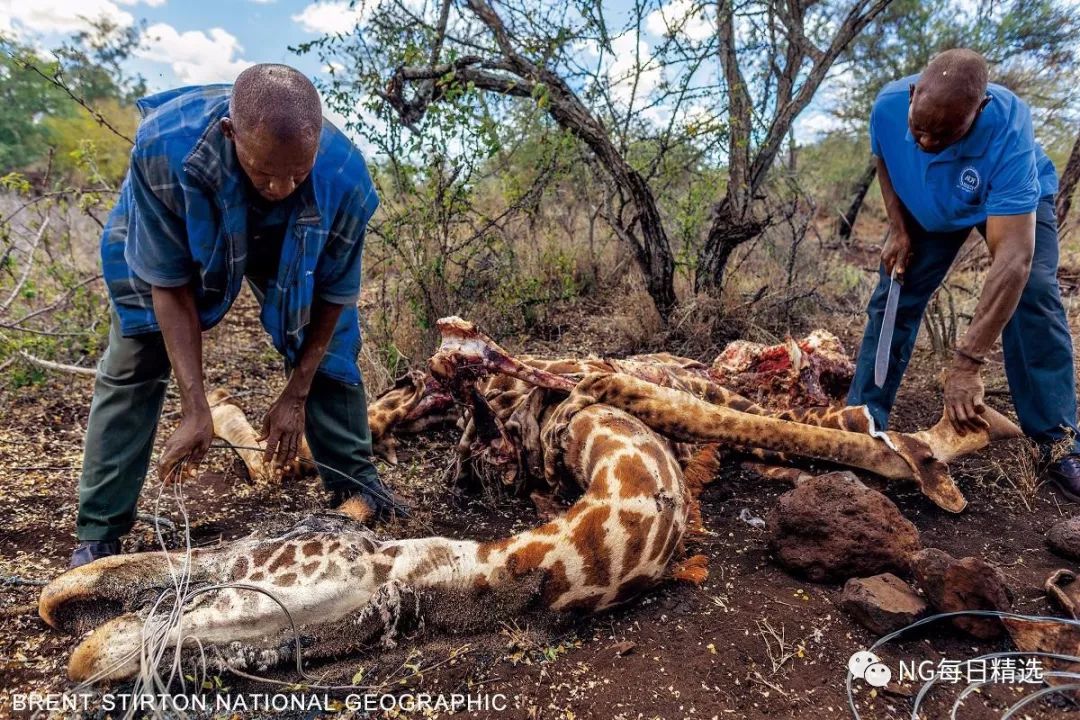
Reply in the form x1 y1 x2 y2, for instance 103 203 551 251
379 537 485 592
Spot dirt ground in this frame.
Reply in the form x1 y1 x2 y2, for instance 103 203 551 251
2 284 1080 720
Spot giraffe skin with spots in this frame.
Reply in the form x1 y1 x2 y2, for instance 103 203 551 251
38 317 1021 683
38 351 713 682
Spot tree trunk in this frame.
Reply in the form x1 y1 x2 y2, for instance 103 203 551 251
836 156 878 242
1058 130 1080 227
695 201 763 294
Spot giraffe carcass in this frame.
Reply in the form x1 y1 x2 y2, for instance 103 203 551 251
37 317 1020 683
39 350 712 682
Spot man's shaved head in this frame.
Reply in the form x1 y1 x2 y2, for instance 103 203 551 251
230 64 323 144
222 63 323 202
908 49 991 154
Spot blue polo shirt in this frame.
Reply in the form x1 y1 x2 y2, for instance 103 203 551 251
870 74 1058 233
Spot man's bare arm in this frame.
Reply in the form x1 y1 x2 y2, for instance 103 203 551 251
877 157 914 276
944 212 1035 433
152 284 214 478
260 298 345 470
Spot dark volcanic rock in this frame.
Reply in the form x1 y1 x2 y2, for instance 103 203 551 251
841 573 929 635
765 471 922 583
911 548 1013 639
1046 518 1080 561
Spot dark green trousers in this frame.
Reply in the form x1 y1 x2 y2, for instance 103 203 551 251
76 309 382 542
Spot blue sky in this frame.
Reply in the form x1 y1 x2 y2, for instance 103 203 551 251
1 1 360 90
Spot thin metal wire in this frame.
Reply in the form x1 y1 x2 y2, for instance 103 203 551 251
208 441 422 530
843 610 1080 720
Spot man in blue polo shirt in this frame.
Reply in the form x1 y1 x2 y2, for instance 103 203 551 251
71 64 404 568
849 48 1080 498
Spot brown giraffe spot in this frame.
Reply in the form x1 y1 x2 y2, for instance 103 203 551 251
657 513 683 563
250 571 265 582
570 506 612 587
372 561 392 584
532 522 560 536
613 573 657 605
405 558 437 583
598 414 639 436
589 470 609 496
383 545 402 558
273 573 297 587
251 544 275 568
301 561 320 576
320 563 342 580
619 510 653 572
641 441 678 491
564 499 594 522
230 557 249 580
268 544 297 573
540 560 572 606
478 538 511 563
648 516 674 563
507 541 555 577
301 541 322 557
562 592 606 613
585 434 624 472
613 455 657 498
328 541 342 553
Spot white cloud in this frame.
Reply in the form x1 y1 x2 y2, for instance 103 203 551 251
115 0 167 7
135 23 253 84
794 111 842 142
645 0 714 43
0 0 134 37
605 32 662 109
292 1 363 35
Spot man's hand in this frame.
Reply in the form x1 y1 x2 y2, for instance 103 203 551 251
159 408 214 480
943 356 988 435
260 390 306 473
881 228 913 278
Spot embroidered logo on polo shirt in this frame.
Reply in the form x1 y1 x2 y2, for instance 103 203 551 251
958 166 980 193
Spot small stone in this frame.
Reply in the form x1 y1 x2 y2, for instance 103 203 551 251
911 549 1012 639
841 573 928 635
1046 518 1080 561
766 472 922 583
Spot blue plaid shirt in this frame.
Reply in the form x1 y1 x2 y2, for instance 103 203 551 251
101 84 378 385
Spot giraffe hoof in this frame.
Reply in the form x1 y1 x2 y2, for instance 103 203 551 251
670 554 709 585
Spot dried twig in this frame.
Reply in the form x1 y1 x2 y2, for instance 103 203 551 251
0 217 50 313
18 350 96 377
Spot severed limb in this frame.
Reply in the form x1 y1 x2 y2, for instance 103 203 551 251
431 317 1022 513
206 390 312 482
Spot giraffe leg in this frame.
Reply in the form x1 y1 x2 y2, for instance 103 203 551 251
39 549 222 636
566 373 1020 513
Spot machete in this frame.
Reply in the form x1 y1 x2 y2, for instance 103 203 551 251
874 267 902 388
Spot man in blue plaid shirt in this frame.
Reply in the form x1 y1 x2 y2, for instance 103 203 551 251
71 64 403 568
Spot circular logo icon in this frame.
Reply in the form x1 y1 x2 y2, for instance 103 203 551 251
959 166 980 192
864 661 893 688
848 650 881 679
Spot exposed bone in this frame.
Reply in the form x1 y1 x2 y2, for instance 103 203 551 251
431 317 576 393
206 389 312 482
208 389 271 482
430 317 1022 513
